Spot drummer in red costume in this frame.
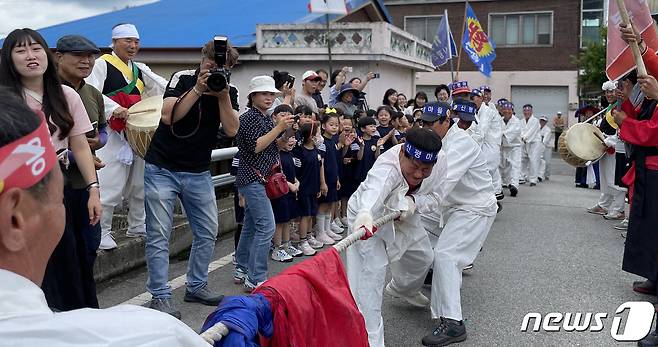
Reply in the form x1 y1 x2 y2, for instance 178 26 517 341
612 27 658 347
86 23 168 250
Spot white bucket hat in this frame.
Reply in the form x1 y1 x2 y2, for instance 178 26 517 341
248 76 280 95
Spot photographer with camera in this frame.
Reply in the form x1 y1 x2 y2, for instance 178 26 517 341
142 37 239 319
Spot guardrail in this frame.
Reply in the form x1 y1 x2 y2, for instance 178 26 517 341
210 147 238 187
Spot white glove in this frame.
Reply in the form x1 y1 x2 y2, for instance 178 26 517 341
354 209 375 240
399 196 416 220
603 136 616 148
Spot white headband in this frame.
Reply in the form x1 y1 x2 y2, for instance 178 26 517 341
112 24 139 40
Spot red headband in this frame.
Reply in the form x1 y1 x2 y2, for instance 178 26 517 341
0 117 57 194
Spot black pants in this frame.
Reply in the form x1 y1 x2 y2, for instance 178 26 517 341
554 131 562 151
41 186 101 311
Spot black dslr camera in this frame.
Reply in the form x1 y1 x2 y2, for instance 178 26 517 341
207 35 231 92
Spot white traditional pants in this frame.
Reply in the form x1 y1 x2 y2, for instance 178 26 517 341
97 130 146 238
597 153 626 213
430 208 495 321
346 213 433 347
483 144 502 195
539 146 552 179
521 141 543 184
500 146 522 187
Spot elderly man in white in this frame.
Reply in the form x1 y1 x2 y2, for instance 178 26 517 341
499 101 523 197
520 104 543 186
86 23 168 250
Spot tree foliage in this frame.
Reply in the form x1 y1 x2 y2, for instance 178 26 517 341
575 27 607 93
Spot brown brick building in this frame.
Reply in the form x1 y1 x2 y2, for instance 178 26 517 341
382 0 603 124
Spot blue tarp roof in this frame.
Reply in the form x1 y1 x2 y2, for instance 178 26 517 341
4 0 391 49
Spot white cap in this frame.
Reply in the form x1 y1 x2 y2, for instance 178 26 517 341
302 70 321 81
248 76 280 95
539 115 548 121
602 80 618 91
557 111 562 115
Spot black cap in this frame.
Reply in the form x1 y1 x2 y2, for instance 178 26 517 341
56 35 100 54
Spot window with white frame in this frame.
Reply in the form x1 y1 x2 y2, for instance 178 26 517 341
581 0 604 47
489 12 553 47
404 16 443 42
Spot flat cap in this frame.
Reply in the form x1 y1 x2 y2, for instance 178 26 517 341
56 35 100 53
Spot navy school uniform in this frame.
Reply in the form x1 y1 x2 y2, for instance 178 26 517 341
355 137 379 184
270 150 298 224
293 144 322 217
340 141 360 198
318 134 340 204
376 125 396 152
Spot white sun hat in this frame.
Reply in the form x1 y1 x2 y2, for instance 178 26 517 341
248 76 280 95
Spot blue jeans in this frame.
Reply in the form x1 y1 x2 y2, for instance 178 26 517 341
236 182 276 283
144 163 218 298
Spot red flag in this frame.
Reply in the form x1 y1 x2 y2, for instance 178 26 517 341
606 0 658 81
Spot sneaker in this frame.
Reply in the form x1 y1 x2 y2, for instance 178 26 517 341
243 278 265 293
271 248 293 262
285 242 303 257
307 235 324 249
603 211 625 220
125 225 146 238
184 286 224 306
587 205 608 215
463 264 474 271
509 185 518 197
330 221 344 234
148 297 181 319
233 268 247 284
385 282 430 307
421 317 467 347
99 234 117 250
316 232 336 245
614 219 629 230
325 228 343 241
298 240 317 256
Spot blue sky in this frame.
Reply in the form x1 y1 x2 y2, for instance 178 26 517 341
0 0 157 37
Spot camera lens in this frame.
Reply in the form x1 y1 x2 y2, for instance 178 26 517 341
207 71 227 92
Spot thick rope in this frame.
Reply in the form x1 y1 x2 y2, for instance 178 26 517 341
200 211 400 343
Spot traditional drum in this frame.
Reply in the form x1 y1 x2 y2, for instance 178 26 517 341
125 95 163 158
558 122 607 167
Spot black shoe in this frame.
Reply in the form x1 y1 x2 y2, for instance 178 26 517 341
424 268 433 285
496 202 503 213
495 193 504 201
422 317 467 346
639 330 658 347
538 177 543 182
184 286 224 306
509 185 518 197
529 182 536 187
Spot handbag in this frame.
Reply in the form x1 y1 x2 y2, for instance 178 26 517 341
253 162 289 200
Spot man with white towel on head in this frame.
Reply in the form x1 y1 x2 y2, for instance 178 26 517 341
86 23 168 250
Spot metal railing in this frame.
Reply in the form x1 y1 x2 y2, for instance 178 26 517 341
210 147 238 187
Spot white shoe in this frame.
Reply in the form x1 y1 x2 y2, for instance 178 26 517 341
285 242 303 257
307 235 324 249
99 234 117 250
299 240 317 256
271 248 293 262
316 232 336 245
325 228 343 241
330 221 344 234
126 225 146 238
385 282 430 307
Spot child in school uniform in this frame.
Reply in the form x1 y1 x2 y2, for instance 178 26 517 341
293 122 325 255
317 111 344 244
338 116 359 226
270 105 303 262
355 116 384 184
375 105 398 152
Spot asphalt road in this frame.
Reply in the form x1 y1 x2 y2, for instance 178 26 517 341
97 154 651 346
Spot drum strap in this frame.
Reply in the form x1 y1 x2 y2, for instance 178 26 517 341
169 88 202 139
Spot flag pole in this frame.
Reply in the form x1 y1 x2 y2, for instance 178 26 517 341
456 0 469 80
445 9 455 82
326 13 334 76
615 0 647 76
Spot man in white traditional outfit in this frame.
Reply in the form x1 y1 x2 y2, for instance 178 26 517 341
420 100 496 347
499 101 522 197
471 88 503 200
538 116 554 181
520 104 542 186
346 126 447 347
86 23 168 250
